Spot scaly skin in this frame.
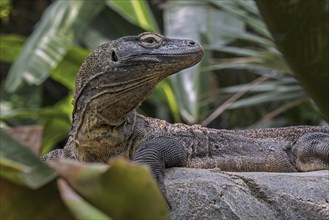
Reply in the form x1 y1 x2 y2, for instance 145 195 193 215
42 32 329 197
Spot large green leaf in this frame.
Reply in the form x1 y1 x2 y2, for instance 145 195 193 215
81 6 144 49
0 178 74 220
4 0 105 92
0 129 56 188
50 46 90 91
106 0 159 33
57 178 111 220
49 159 169 220
0 131 73 218
256 0 329 120
0 130 64 220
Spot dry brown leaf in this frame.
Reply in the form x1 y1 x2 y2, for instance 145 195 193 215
5 125 43 155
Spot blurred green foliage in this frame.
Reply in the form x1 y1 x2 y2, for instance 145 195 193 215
0 0 11 23
1 130 168 219
0 0 328 219
256 0 329 120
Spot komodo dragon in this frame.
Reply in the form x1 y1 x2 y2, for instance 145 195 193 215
42 32 329 197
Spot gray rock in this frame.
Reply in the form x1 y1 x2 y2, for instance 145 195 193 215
165 168 329 220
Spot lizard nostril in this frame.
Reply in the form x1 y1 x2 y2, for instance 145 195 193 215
187 40 196 47
111 50 118 62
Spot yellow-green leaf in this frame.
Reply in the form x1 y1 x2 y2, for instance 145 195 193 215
0 34 25 63
0 129 56 189
58 178 111 220
49 159 169 220
106 0 159 32
0 178 74 220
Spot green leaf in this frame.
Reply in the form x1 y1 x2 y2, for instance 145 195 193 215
164 1 249 123
233 0 260 15
149 79 182 122
0 94 72 156
219 26 273 46
50 46 90 90
39 94 73 155
206 7 245 46
206 45 262 56
202 61 273 72
49 159 169 220
204 48 291 74
106 0 159 32
220 81 302 94
160 80 181 122
0 178 74 220
210 0 271 38
0 0 11 22
81 6 144 49
58 178 111 220
256 0 329 120
229 90 306 109
0 129 56 189
0 34 25 62
41 117 71 156
164 2 208 123
4 0 105 92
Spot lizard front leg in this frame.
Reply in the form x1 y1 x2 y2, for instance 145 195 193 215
287 131 329 171
41 148 76 161
132 137 187 206
41 139 76 161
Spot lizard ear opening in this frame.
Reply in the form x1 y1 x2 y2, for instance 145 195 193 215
110 50 118 62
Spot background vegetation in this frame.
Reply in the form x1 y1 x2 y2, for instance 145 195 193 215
1 0 328 219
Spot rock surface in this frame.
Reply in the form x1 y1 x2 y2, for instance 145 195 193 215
165 168 329 220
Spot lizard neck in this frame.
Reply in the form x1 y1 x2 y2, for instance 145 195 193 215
69 64 157 162
70 108 136 162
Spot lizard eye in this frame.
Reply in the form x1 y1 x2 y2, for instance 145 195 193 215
140 34 162 47
110 50 118 62
146 37 155 44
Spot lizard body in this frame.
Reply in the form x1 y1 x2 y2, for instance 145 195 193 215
42 32 329 196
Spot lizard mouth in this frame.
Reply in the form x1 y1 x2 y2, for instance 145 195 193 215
123 50 204 63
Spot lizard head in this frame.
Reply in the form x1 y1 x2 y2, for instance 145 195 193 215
108 32 204 76
74 32 204 126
